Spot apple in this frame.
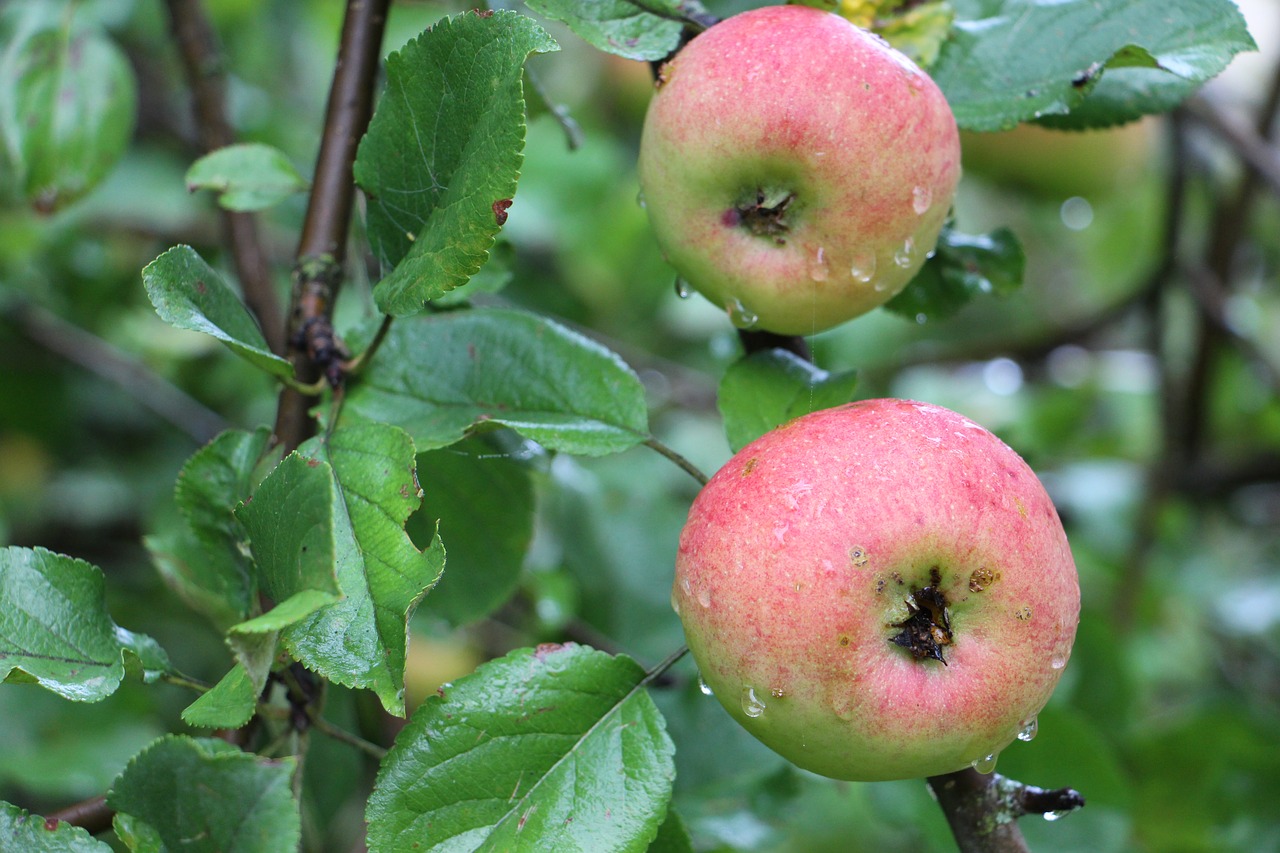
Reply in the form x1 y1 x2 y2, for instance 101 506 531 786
637 5 961 336
672 399 1079 781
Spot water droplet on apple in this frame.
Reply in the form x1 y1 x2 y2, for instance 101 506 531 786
831 692 857 721
635 190 646 209
849 546 869 567
670 589 681 615
971 753 999 774
674 278 692 299
1017 718 1039 742
741 686 767 718
726 297 759 329
697 588 712 608
850 251 877 283
912 185 932 215
809 247 830 282
1050 655 1067 670
894 237 916 268
697 674 713 696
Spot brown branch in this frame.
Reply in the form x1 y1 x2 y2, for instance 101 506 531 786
164 0 285 356
927 768 1085 853
272 0 391 454
45 795 113 836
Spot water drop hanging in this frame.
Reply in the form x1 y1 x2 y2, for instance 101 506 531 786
726 297 759 329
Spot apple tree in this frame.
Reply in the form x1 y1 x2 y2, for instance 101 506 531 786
0 1 1274 851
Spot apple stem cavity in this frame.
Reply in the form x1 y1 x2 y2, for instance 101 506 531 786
889 568 954 664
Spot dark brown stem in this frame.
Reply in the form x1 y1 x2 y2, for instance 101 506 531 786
164 0 285 356
273 0 390 454
45 795 113 836
927 768 1085 853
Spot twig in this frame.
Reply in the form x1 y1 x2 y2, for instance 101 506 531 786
164 0 285 356
926 768 1085 853
644 435 710 486
44 795 113 836
4 298 227 444
273 0 391 454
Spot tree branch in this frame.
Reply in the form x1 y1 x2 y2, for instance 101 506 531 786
45 795 113 836
164 0 285 356
272 0 391 454
927 768 1085 853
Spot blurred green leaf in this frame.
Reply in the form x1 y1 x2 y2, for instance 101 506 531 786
0 6 137 212
141 246 292 378
184 143 308 212
1 547 169 701
366 643 674 852
180 662 256 729
283 423 446 717
355 11 558 315
885 226 1023 322
413 435 535 626
431 239 515 307
341 307 650 456
718 349 858 452
144 428 271 630
107 736 300 853
0 800 113 851
933 0 1255 130
526 0 684 61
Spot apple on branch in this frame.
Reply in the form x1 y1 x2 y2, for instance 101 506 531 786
672 399 1080 781
638 5 961 335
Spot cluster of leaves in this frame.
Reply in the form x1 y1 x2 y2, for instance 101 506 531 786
0 0 1263 851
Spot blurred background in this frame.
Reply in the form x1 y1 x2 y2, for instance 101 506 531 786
1 0 1278 850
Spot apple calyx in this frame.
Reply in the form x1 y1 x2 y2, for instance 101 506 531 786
889 567 954 664
724 187 796 243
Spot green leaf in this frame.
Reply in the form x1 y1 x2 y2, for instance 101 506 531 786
341 307 650 456
354 11 559 315
526 0 684 61
1 547 170 701
281 423 446 717
932 0 1256 131
185 143 308 211
366 643 675 853
885 225 1024 322
0 8 137 212
647 807 695 853
142 246 292 378
107 736 300 853
431 239 515 307
145 428 272 630
413 435 536 626
112 812 163 853
235 451 340 606
231 450 341 691
717 349 858 452
181 662 257 729
0 800 113 852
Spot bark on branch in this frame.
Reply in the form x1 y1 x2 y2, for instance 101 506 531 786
927 768 1086 852
272 0 391 454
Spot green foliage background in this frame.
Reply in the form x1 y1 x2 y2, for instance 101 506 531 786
1 0 1278 850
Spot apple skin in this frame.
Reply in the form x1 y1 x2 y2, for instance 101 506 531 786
637 5 961 336
672 399 1079 781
